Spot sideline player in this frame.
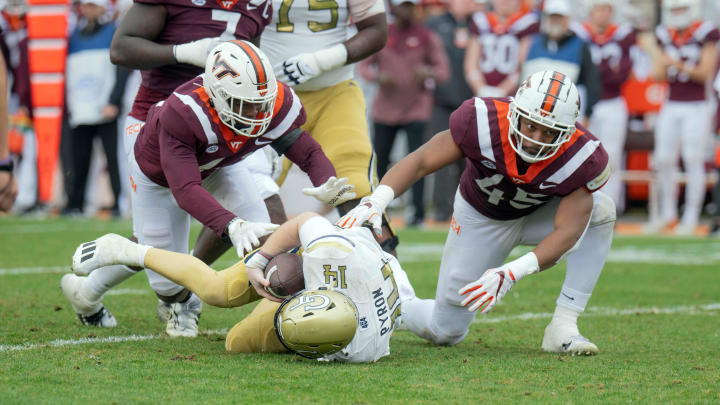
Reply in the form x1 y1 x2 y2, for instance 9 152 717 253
649 0 719 235
464 0 538 98
572 0 634 214
62 41 355 337
69 210 415 363
340 70 616 355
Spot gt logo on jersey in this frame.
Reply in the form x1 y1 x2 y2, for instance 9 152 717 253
212 54 238 80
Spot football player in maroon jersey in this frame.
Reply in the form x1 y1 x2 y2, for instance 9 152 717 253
62 41 354 337
340 70 616 355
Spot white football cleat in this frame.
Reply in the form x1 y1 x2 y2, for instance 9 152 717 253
157 299 173 323
72 234 146 276
541 323 598 356
166 293 202 338
60 274 117 328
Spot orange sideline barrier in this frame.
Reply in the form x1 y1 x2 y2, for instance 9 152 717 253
30 79 64 106
26 14 67 38
34 112 63 203
28 46 66 73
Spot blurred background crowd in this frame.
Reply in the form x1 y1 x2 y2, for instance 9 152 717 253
2 0 720 237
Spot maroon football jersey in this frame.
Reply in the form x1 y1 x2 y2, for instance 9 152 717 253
449 97 610 220
129 0 272 121
134 77 335 234
0 18 31 113
468 10 539 87
573 22 635 100
656 21 720 102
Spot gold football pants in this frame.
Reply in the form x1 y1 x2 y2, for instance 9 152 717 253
143 248 285 353
277 79 377 198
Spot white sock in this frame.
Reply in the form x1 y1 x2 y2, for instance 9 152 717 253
83 265 139 302
562 220 613 312
549 305 581 336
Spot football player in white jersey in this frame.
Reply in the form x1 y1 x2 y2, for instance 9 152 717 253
69 211 415 363
340 70 616 355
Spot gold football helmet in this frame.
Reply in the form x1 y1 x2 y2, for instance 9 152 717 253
274 289 358 359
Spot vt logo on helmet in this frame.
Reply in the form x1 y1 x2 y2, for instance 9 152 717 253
204 40 278 137
508 70 580 163
274 289 359 359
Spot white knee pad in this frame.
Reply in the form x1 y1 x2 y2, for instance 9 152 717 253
427 324 468 346
589 191 616 227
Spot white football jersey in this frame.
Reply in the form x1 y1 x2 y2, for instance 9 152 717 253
260 0 384 91
298 216 415 363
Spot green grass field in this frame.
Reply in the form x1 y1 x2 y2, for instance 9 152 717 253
1 217 719 404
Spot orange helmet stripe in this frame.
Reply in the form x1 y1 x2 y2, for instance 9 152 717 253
540 71 566 113
230 40 268 90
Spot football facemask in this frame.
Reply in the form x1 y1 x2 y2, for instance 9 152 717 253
204 40 277 137
274 289 358 359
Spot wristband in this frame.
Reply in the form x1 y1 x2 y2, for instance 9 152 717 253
369 184 395 212
0 156 13 172
506 252 540 280
314 44 348 72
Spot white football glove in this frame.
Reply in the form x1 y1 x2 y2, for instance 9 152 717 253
459 253 540 314
173 37 223 67
227 218 280 258
335 184 395 236
274 44 347 86
302 176 356 207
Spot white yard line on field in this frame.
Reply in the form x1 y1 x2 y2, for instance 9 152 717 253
0 266 67 275
473 303 720 324
0 329 228 353
2 304 717 353
105 288 150 296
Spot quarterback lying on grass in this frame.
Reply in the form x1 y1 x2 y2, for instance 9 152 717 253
69 212 415 362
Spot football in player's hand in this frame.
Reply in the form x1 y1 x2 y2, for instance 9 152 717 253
263 253 305 299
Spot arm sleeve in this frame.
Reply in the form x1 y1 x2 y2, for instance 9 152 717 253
108 65 132 109
578 42 600 117
283 131 336 186
158 112 236 236
428 31 450 85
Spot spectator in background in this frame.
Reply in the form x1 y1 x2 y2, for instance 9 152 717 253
62 0 127 217
1 0 37 212
711 71 720 237
648 0 719 235
522 0 599 121
572 0 634 214
358 0 449 227
464 0 538 98
425 0 474 223
0 50 17 213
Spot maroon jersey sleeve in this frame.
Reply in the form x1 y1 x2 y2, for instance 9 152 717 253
284 132 336 186
158 104 236 236
449 98 478 151
554 128 611 196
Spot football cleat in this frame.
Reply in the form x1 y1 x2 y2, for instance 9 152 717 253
165 293 202 338
72 234 145 276
60 274 117 328
157 299 173 323
541 323 598 355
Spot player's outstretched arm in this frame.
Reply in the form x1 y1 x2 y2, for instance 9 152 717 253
244 212 319 301
533 187 593 270
338 130 462 233
109 4 176 69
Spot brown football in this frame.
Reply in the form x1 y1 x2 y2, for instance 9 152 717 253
263 252 305 299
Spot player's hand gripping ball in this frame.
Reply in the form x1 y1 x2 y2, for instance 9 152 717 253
263 253 305 299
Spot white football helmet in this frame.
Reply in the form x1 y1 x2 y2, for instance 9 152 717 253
662 0 701 30
274 289 358 359
204 40 277 137
508 70 580 163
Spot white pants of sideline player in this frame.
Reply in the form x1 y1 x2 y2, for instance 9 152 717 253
402 189 615 346
654 100 710 228
589 97 628 213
